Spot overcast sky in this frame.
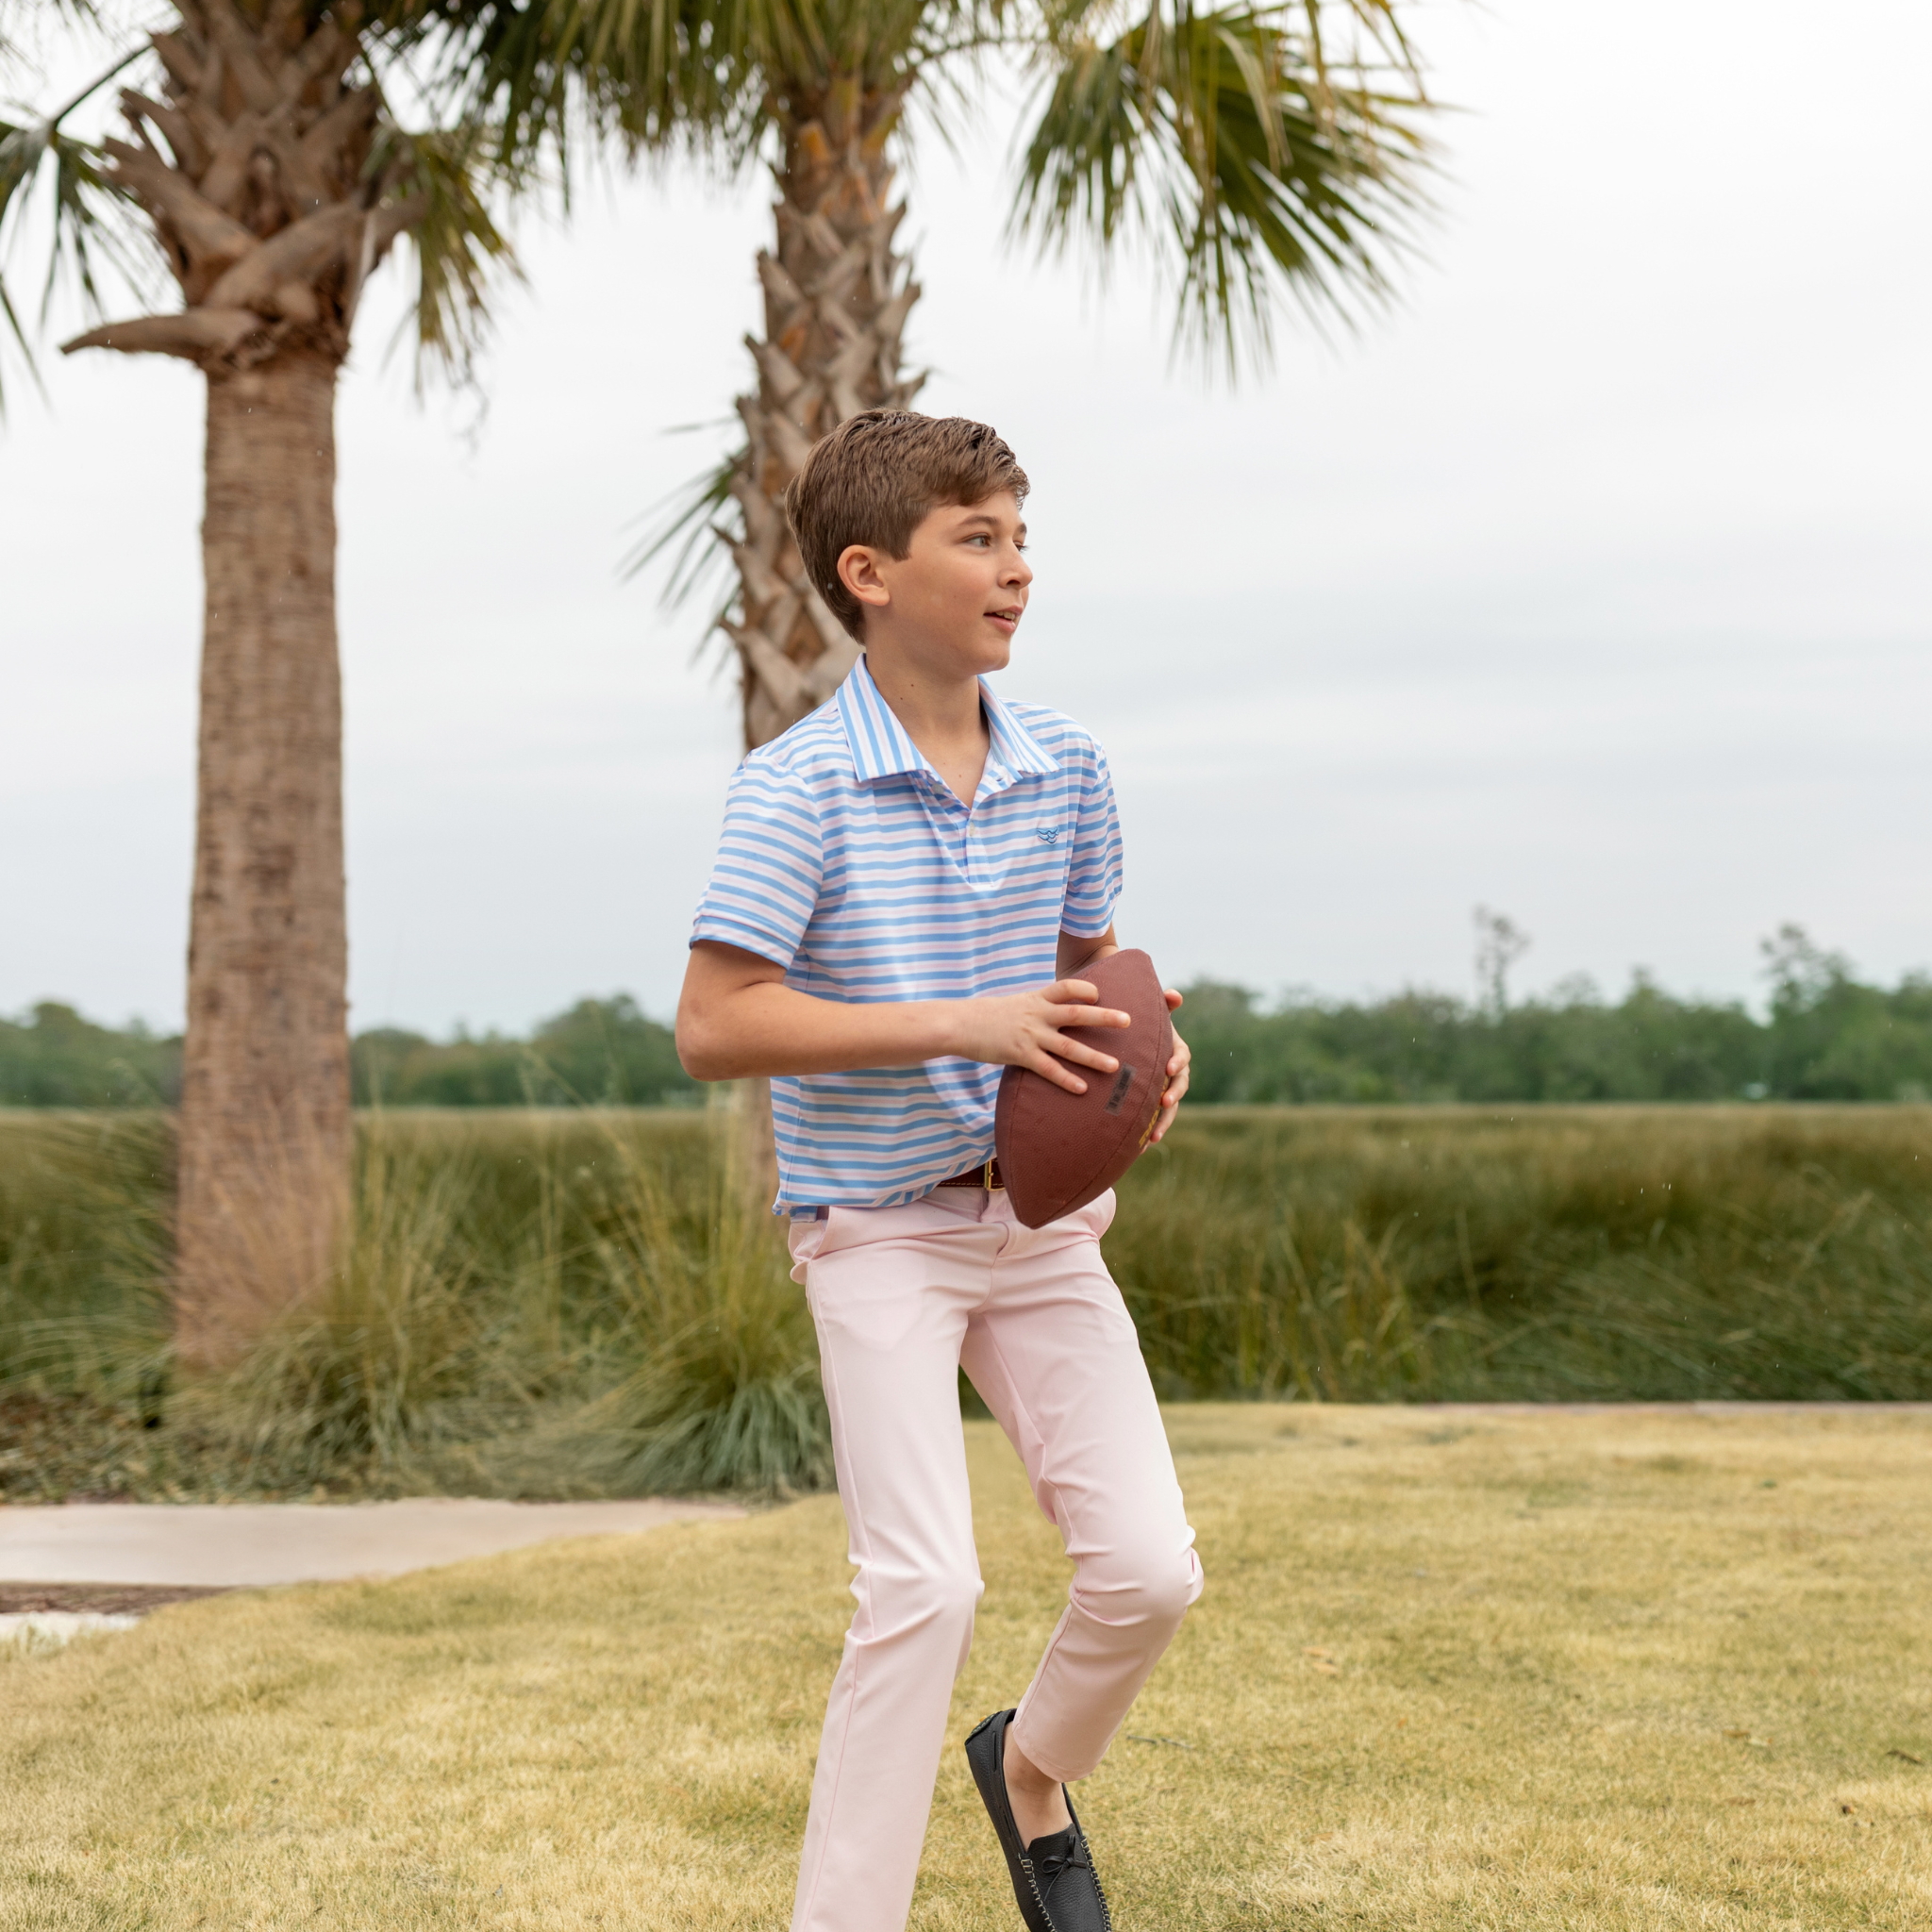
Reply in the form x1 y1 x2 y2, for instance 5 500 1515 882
4 0 1928 1037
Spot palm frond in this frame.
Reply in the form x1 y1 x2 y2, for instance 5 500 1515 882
0 264 31 403
0 117 42 387
38 120 142 318
1013 0 1434 373
620 433 741 637
369 119 523 389
394 0 760 181
0 0 106 78
1291 0 1423 118
0 108 144 414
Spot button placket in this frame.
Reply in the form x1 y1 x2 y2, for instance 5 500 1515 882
970 761 1022 885
913 769 973 880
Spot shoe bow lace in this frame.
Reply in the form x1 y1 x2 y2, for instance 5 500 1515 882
1037 1832 1092 1884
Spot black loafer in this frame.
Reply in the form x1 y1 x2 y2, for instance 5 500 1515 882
964 1708 1113 1932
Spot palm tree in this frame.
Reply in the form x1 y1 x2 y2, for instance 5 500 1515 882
469 0 1435 1191
0 0 525 1365
654 0 1431 745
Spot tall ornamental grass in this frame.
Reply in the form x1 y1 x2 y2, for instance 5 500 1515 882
0 1108 827 1500
1106 1107 1932 1401
183 1115 830 1499
1 1105 1929 1500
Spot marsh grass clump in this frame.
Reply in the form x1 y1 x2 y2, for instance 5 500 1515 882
188 1113 828 1499
187 1124 507 1493
1106 1107 1932 1401
0 1108 829 1500
1108 1145 1444 1401
526 1145 830 1496
0 1113 174 1400
0 1113 185 1499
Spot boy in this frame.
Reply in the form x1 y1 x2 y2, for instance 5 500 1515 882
677 411 1200 1932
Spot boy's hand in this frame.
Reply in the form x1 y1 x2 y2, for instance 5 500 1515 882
949 979 1131 1095
1150 988 1191 1143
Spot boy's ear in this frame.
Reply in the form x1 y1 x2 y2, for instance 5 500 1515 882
838 542 893 614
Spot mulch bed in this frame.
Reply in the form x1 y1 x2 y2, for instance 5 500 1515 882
0 1390 241 1504
0 1390 165 1503
0 1582 234 1616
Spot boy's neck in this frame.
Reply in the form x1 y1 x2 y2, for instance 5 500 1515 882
863 641 992 808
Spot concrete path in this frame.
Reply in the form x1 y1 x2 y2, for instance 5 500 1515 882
0 1496 745 1591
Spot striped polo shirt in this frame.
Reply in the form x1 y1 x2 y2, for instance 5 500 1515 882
690 656 1124 1214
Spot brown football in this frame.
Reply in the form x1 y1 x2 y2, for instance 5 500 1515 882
995 949 1174 1228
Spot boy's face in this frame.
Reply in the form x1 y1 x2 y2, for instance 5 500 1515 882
837 491 1031 675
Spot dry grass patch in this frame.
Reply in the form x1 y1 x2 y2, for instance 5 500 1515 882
5 1405 1932 1928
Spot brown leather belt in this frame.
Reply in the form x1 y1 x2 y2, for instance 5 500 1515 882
935 1157 1005 1191
809 1158 1005 1218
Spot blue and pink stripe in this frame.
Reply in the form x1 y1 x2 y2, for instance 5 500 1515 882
690 656 1124 1214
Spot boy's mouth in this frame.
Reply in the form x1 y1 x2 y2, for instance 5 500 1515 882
985 607 1023 634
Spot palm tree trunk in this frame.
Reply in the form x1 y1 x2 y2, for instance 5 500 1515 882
173 349 349 1368
726 75 924 1203
729 77 924 751
60 2 427 1363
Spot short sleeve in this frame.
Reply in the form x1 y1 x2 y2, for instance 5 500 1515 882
690 755 824 969
1059 739 1124 938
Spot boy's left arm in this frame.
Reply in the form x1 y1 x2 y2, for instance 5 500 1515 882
1057 925 1191 1143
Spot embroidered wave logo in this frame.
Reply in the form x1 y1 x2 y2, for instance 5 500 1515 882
1036 824 1062 843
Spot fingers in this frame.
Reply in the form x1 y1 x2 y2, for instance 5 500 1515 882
1002 981 1138 1088
1025 1024 1123 1086
1150 1035 1191 1142
1051 1034 1121 1074
1163 986 1184 1011
1047 1002 1132 1033
1045 982 1132 1026
1031 1048 1090 1095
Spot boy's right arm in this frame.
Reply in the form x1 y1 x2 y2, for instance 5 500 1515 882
675 940 1130 1096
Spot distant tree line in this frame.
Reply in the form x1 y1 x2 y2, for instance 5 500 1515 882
349 999 694 1108
0 998 695 1109
1183 929 1932 1104
6 931 1928 1109
0 1007 183 1108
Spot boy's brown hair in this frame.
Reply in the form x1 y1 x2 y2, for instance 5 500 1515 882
783 411 1030 641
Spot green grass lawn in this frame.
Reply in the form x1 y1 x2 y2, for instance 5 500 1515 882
7 1405 1931 1928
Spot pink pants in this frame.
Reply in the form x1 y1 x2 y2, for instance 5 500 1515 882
785 1186 1203 1932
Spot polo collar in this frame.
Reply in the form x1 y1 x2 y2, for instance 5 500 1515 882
983 680 1060 779
836 655 1060 784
